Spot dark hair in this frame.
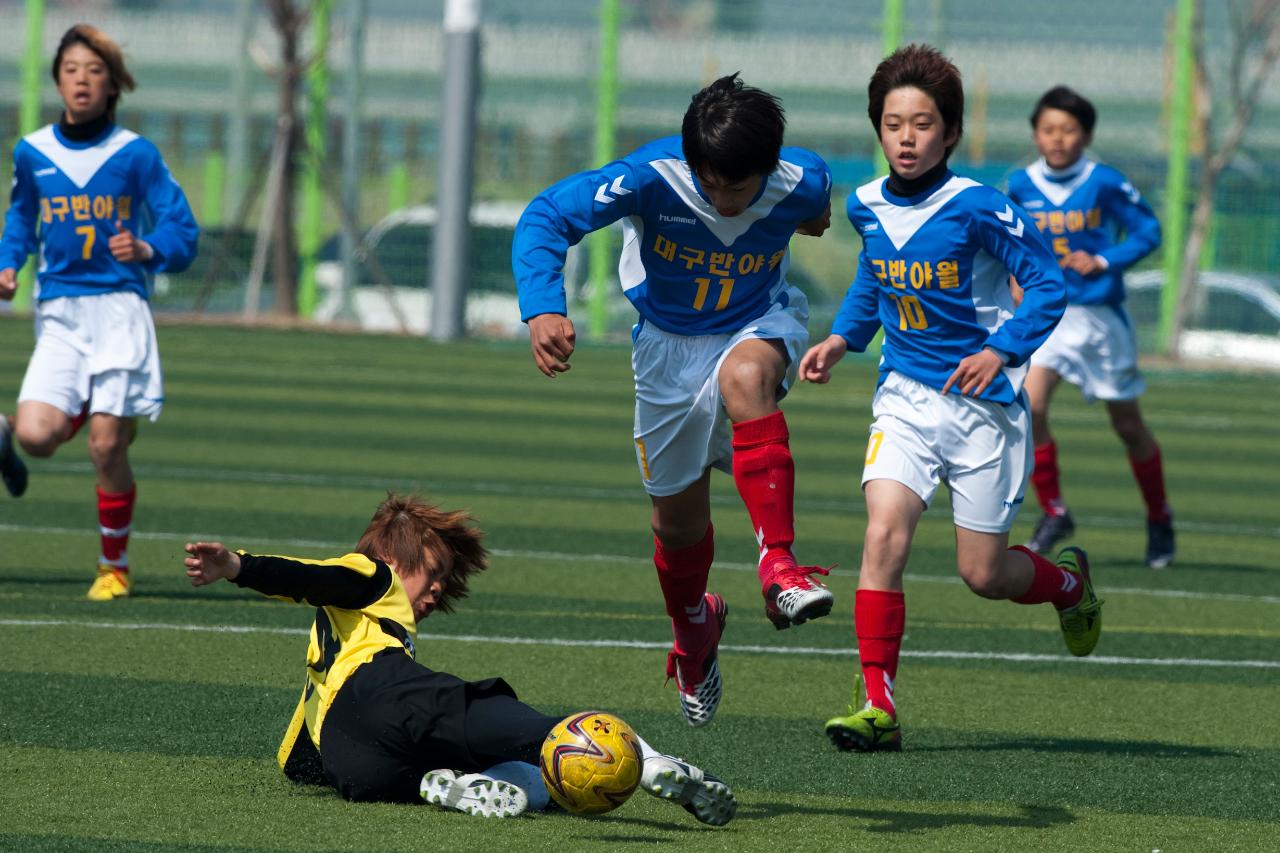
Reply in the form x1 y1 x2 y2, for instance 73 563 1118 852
1030 85 1096 135
355 493 488 615
682 73 785 182
867 44 964 156
52 24 136 120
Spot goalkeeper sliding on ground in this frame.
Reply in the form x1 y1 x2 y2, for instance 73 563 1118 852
181 493 736 824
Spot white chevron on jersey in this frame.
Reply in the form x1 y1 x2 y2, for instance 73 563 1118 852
648 157 804 247
995 204 1025 237
1026 159 1097 207
594 174 631 205
25 126 140 189
855 175 981 251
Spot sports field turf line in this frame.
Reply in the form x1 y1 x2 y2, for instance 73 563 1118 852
4 520 1279 609
21 459 1280 539
5 617 1277 670
3 520 1278 606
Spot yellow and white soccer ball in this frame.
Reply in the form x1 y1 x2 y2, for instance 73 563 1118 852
539 711 643 814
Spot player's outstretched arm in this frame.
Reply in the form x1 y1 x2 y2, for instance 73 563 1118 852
799 334 848 384
527 313 576 377
183 542 242 586
0 268 16 301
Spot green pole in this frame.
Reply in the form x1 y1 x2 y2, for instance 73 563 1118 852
587 0 620 340
1160 0 1195 353
202 152 225 228
874 0 905 177
298 0 331 319
387 162 409 214
14 0 44 312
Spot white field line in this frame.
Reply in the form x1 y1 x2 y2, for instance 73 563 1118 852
2 522 1279 607
2 617 1277 670
24 460 1280 540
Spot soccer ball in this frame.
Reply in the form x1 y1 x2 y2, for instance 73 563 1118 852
539 711 643 815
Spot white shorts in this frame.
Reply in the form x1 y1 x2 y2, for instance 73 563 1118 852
861 371 1031 533
631 288 810 497
18 291 164 421
1030 303 1145 403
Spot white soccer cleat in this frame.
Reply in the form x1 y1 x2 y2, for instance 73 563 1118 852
640 754 737 826
665 593 728 727
762 560 833 630
419 768 528 818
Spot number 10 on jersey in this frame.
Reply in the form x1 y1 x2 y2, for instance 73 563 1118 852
887 292 928 330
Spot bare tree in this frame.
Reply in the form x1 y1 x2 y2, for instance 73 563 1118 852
261 0 308 317
1170 0 1280 356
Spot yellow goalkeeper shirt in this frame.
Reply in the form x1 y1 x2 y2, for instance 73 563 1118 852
230 551 416 764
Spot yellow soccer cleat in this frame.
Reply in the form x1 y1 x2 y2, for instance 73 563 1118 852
87 565 131 601
824 676 902 752
1055 547 1102 656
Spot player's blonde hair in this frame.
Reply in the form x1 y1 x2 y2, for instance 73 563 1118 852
355 493 488 615
52 24 136 120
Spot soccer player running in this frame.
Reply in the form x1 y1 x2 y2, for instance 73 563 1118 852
799 45 1103 753
513 74 835 728
0 25 199 599
1007 86 1171 568
183 494 737 825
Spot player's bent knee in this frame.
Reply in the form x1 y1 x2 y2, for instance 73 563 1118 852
957 565 1006 599
14 426 60 458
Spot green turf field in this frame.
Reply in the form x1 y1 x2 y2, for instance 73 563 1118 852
1 314 1276 852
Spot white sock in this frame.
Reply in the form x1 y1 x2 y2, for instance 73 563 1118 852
482 760 549 811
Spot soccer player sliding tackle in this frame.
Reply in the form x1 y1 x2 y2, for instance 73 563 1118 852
183 494 735 824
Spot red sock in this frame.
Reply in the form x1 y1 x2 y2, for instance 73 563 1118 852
855 589 905 714
1031 441 1067 516
1010 545 1082 609
66 403 90 441
731 411 796 585
97 484 136 571
654 524 714 653
1129 446 1171 522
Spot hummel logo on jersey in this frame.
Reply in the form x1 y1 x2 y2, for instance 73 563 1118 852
35 167 57 177
995 204 1024 238
1023 199 1045 209
594 175 631 205
660 213 697 225
861 222 879 232
1121 181 1141 204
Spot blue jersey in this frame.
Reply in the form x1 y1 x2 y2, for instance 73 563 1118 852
1006 157 1160 306
513 136 831 336
831 172 1066 405
0 123 199 301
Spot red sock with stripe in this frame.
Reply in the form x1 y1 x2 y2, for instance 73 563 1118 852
731 411 796 585
1009 545 1082 610
1129 446 1171 522
855 589 905 715
98 485 136 572
654 524 714 654
1031 441 1068 516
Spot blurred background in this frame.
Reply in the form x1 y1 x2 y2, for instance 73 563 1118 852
0 0 1277 364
